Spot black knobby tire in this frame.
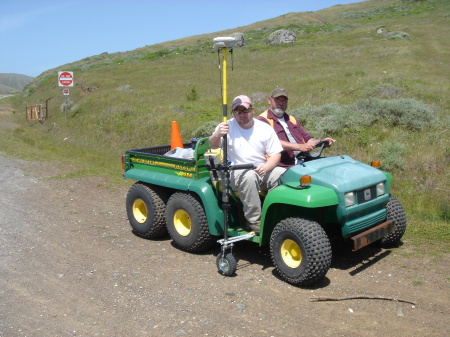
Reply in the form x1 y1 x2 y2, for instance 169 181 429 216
216 252 237 276
126 182 169 239
270 217 332 286
379 195 407 248
165 192 215 252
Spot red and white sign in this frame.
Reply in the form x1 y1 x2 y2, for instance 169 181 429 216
63 88 70 95
58 71 74 87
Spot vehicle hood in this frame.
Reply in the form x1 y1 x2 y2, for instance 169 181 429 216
281 155 387 193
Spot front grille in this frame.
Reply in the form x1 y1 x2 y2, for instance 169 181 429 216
356 185 377 205
345 210 386 235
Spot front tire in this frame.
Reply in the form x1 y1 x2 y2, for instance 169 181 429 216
270 217 332 286
126 182 169 239
216 252 237 276
165 192 215 252
379 195 407 248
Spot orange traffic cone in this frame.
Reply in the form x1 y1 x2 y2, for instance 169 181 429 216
170 121 183 150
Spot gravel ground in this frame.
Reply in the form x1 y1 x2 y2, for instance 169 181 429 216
0 104 449 337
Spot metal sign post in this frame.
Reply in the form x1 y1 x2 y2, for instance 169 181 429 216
64 91 68 120
58 71 73 120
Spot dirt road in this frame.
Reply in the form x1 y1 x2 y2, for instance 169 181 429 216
0 104 448 336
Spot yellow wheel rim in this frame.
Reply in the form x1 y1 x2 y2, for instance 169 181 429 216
174 209 191 236
280 239 302 268
132 198 148 223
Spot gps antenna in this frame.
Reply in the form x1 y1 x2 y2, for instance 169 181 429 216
213 36 236 242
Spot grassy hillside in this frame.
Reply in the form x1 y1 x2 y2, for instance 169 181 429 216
0 73 34 93
3 0 449 251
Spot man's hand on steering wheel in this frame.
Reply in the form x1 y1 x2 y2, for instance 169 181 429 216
318 137 336 147
296 137 336 162
298 142 316 152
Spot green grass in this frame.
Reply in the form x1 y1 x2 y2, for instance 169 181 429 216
2 0 449 253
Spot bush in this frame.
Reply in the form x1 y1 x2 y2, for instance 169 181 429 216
289 105 324 124
367 84 404 99
116 84 132 92
439 202 450 221
376 141 406 171
313 104 349 135
384 31 410 40
290 102 372 136
290 98 436 134
192 121 218 138
377 98 436 131
289 98 435 137
186 87 200 101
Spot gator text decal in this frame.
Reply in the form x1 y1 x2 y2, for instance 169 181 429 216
131 157 195 173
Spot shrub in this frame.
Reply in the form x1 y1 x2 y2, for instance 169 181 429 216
290 103 362 136
375 98 436 130
367 84 404 99
313 104 349 135
345 102 384 129
192 121 218 138
142 49 172 61
439 202 450 221
116 84 132 92
288 98 435 138
376 141 406 171
289 104 335 131
186 87 200 101
384 31 410 39
251 92 267 105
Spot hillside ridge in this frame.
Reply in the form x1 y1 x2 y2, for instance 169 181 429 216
0 73 34 94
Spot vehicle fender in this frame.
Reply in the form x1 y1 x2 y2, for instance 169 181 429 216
259 184 338 245
382 171 393 190
263 184 339 211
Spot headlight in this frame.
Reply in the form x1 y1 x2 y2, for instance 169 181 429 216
344 192 355 207
376 182 385 197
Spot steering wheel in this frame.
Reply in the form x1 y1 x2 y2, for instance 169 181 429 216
296 140 330 163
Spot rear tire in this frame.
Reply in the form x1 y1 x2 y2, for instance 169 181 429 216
126 182 169 239
270 217 331 286
165 192 215 252
379 195 407 248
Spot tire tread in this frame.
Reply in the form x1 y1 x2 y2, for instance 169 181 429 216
165 192 215 252
270 217 331 286
126 182 169 239
380 195 407 247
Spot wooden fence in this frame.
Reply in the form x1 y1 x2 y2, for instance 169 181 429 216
26 103 48 121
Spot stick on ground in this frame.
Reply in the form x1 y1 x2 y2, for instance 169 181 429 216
310 296 415 305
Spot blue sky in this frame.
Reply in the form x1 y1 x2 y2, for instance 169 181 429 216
1 0 363 77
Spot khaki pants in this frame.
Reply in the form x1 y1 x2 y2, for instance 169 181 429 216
230 167 286 224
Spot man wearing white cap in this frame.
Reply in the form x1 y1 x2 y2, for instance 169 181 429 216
209 95 285 234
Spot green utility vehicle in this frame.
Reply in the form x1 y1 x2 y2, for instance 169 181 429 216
122 137 407 286
122 36 406 286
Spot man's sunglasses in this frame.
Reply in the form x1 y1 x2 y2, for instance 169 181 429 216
233 108 252 115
